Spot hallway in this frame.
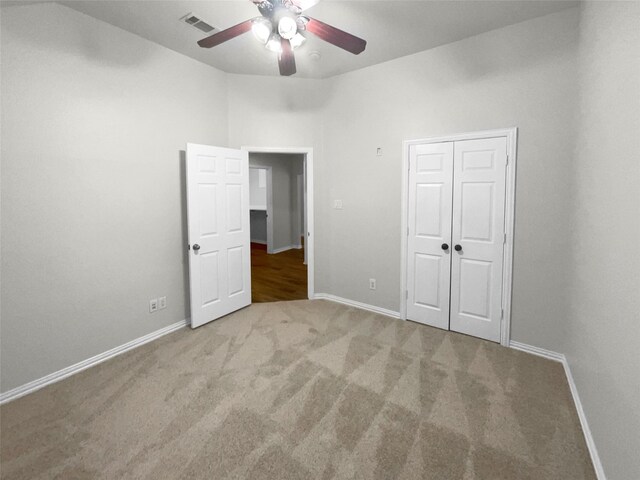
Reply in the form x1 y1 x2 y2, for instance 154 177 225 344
251 243 307 303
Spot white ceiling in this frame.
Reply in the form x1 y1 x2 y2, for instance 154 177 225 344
51 0 579 78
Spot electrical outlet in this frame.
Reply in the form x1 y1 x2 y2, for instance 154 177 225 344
376 147 383 156
369 278 376 290
158 296 167 309
334 200 343 209
149 298 158 313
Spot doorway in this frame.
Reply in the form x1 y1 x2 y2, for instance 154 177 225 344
243 146 314 303
400 129 517 346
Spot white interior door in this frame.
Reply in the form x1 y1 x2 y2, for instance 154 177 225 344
406 142 454 330
449 137 507 342
186 143 251 329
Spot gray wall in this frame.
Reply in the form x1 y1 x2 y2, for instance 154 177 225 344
249 153 304 252
566 2 640 478
0 3 229 392
3 4 639 476
317 9 579 352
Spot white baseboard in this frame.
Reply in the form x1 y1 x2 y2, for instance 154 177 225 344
509 341 606 480
0 318 189 405
509 340 565 362
271 245 300 254
313 293 401 319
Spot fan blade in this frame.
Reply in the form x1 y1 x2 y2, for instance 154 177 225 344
306 17 366 55
278 39 296 76
197 19 253 48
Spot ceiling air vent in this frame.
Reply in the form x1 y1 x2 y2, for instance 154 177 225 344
180 13 216 34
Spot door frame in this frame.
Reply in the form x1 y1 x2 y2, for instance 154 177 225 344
242 146 315 300
400 128 518 346
249 165 274 252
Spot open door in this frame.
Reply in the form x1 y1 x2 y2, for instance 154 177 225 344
186 143 251 329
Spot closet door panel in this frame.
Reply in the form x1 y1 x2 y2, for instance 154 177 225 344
406 142 454 330
450 137 507 342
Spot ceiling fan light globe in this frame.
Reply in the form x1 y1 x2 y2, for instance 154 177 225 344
278 16 297 40
290 32 306 49
266 34 282 53
251 17 272 44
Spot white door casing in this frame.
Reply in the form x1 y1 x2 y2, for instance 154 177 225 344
406 142 454 330
449 137 508 342
242 146 314 299
302 161 308 265
186 143 251 329
402 130 515 345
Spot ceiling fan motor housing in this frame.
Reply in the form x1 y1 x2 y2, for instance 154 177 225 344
198 0 367 76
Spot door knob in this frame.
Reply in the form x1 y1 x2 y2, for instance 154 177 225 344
441 243 449 250
193 244 201 251
454 244 462 252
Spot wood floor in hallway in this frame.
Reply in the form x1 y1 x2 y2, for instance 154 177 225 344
251 243 307 303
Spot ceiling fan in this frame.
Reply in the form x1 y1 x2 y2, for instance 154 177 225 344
197 0 367 76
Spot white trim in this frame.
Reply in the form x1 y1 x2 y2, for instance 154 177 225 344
313 293 400 319
242 146 314 299
562 360 607 480
296 173 305 254
509 341 606 480
509 340 565 362
400 127 518 347
0 319 189 405
501 128 518 346
271 245 301 254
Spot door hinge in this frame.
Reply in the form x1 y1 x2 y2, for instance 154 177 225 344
408 159 411 171
503 233 507 244
407 227 410 236
506 155 509 165
501 308 504 319
406 290 409 300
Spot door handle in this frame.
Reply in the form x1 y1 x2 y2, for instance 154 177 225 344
441 243 449 250
193 244 201 251
454 244 462 252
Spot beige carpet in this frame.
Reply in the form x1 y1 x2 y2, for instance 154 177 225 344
1 300 595 479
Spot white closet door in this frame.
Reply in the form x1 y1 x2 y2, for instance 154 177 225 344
449 137 507 342
186 143 251 329
406 142 454 329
